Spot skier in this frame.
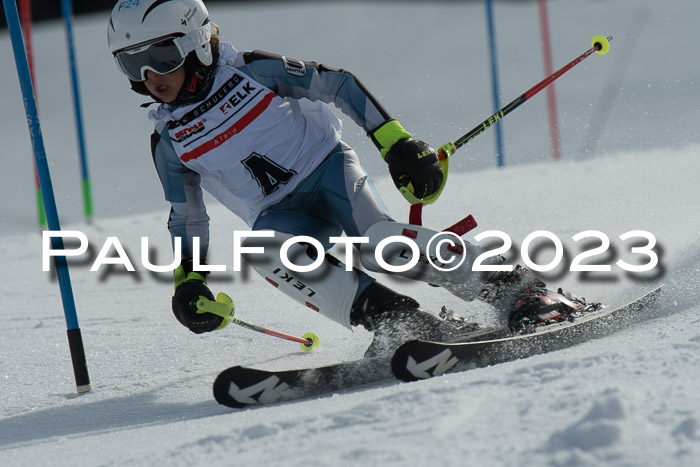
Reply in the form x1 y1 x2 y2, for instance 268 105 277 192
107 0 596 355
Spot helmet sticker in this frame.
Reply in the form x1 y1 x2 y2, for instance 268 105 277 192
182 7 196 26
117 0 142 12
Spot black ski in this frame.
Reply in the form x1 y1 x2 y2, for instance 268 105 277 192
213 357 391 409
391 286 663 382
212 327 505 409
214 287 662 408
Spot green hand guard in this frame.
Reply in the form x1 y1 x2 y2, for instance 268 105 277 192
370 120 413 160
173 262 208 290
196 292 235 331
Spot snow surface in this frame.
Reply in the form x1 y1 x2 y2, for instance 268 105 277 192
1 1 699 466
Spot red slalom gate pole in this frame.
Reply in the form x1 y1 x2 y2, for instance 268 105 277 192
19 0 48 229
538 0 562 161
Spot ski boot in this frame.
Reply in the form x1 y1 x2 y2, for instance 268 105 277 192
507 286 602 334
478 265 602 334
351 282 481 358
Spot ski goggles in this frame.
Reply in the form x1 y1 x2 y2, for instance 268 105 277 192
113 23 211 82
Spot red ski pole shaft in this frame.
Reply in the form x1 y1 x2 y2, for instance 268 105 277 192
231 316 310 345
438 35 613 160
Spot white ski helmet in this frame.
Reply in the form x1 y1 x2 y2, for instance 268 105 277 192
108 0 213 81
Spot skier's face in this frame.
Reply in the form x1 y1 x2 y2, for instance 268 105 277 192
144 66 186 103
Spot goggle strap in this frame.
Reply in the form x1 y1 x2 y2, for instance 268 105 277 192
174 23 212 57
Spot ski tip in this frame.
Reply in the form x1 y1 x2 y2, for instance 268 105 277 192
213 366 249 409
390 340 428 383
591 34 611 55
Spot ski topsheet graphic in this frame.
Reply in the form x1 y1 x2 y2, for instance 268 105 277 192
213 358 391 409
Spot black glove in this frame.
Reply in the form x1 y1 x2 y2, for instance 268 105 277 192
171 261 222 334
384 138 444 199
172 279 222 334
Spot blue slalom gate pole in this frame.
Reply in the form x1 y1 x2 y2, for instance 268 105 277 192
485 0 505 168
60 0 94 223
3 0 90 394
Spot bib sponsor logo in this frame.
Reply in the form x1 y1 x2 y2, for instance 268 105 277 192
169 73 245 127
178 92 276 162
174 120 205 142
219 82 257 115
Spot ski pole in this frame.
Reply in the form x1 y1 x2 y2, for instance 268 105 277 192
438 35 612 161
409 35 612 225
197 293 320 352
